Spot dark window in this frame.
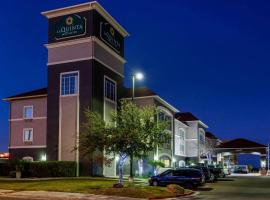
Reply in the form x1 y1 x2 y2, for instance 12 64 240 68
104 77 116 102
61 72 79 96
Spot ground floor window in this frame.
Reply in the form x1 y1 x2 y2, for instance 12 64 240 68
160 155 171 168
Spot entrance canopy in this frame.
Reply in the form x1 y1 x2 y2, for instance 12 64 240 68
215 138 267 155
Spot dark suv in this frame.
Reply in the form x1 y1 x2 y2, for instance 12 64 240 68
188 166 215 182
149 168 205 189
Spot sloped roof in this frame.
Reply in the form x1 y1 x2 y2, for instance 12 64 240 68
121 87 157 98
175 112 199 122
217 138 266 149
205 131 218 139
4 88 47 101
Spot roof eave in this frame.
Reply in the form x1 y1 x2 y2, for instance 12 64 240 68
154 96 179 113
3 94 47 102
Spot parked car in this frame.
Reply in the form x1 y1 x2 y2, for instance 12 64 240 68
208 165 226 179
233 165 248 174
188 165 215 182
149 168 205 189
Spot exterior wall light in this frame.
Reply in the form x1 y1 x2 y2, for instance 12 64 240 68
115 155 119 162
41 154 47 161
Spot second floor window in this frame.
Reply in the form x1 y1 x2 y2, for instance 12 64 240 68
61 72 79 96
104 77 116 102
23 106 33 119
179 128 185 155
23 128 33 142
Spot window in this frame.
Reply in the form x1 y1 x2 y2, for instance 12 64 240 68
175 128 185 156
23 128 33 142
158 111 172 130
179 129 185 155
23 106 33 119
104 77 116 102
160 155 171 168
61 72 79 96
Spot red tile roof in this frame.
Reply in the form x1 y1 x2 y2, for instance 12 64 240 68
216 138 266 149
205 131 218 139
4 88 47 101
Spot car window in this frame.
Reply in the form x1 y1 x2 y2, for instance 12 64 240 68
160 170 173 177
173 170 185 176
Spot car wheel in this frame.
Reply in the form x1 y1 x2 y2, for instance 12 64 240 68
152 180 159 186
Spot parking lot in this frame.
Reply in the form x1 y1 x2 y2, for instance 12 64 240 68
187 176 270 200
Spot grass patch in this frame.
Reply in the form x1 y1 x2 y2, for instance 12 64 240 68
0 178 192 198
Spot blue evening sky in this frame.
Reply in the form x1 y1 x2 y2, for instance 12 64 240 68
1 0 270 152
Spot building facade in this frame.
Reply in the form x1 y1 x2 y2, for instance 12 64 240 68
4 1 218 177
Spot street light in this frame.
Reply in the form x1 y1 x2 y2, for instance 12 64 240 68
132 72 144 100
267 143 270 176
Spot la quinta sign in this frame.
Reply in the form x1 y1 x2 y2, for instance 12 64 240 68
55 14 86 40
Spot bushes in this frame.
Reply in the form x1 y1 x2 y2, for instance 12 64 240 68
0 163 13 176
2 161 77 178
29 161 77 177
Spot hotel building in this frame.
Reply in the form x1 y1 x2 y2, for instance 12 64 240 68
4 1 220 176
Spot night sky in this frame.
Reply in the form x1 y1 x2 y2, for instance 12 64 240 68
1 0 270 153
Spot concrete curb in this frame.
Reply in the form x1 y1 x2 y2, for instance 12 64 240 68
148 191 197 200
0 190 145 200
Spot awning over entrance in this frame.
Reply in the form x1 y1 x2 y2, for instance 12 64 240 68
215 138 267 155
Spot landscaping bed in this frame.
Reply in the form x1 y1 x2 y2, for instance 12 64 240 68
0 178 193 199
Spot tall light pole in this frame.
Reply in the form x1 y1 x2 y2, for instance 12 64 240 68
267 143 270 176
132 72 144 100
129 72 144 180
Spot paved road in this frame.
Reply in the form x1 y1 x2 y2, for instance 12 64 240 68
184 176 270 200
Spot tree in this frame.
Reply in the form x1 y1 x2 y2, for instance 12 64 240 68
80 100 170 185
148 160 165 176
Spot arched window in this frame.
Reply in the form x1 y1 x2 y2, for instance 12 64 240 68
179 160 185 167
22 156 33 162
160 155 171 168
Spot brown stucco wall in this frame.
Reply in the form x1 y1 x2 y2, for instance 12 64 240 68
9 97 47 148
10 98 47 119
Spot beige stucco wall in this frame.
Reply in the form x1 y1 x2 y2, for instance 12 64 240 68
60 96 78 161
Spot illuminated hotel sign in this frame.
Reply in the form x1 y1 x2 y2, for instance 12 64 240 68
100 22 121 53
55 14 86 40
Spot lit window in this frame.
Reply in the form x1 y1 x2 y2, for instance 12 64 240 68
104 77 116 102
23 128 33 142
179 129 185 155
160 155 171 168
23 106 33 119
61 72 79 96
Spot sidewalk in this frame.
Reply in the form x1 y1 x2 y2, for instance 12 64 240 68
0 190 145 200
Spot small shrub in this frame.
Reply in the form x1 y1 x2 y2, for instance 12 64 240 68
166 184 185 195
0 163 13 176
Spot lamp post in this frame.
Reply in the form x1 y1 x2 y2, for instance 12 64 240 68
129 72 144 180
267 143 270 176
132 72 144 100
